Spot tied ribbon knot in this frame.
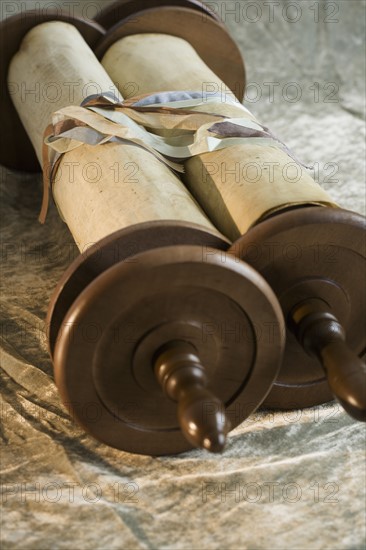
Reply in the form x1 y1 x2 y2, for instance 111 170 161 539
40 91 310 223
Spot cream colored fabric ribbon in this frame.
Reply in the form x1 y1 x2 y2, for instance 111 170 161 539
41 92 310 223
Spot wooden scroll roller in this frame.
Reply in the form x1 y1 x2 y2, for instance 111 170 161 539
96 3 366 421
1 13 286 455
93 0 223 30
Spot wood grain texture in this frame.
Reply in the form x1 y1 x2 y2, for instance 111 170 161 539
95 0 221 29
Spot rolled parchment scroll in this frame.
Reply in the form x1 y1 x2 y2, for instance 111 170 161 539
8 23 217 250
101 31 366 420
5 18 286 454
102 33 336 241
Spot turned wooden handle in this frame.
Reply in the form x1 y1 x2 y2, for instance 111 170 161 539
291 302 366 421
155 342 230 452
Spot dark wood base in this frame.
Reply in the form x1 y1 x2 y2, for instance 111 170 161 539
50 221 285 455
230 207 366 410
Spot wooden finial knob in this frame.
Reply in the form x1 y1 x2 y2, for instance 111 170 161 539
229 207 366 411
290 300 366 421
155 342 230 452
51 227 285 455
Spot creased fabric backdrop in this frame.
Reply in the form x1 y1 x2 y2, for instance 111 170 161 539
1 1 365 548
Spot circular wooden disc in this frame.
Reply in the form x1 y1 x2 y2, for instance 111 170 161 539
0 12 105 172
94 0 221 29
230 207 366 410
47 221 230 359
95 6 246 101
53 241 285 455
